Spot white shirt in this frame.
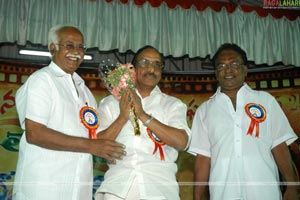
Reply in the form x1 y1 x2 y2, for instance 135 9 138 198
188 84 297 200
13 62 97 200
96 86 191 200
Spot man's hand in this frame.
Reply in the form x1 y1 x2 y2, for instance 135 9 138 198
25 119 126 163
128 89 145 118
283 186 299 200
119 89 132 122
273 142 299 200
89 139 126 164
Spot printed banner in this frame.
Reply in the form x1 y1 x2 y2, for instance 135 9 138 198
1 61 300 200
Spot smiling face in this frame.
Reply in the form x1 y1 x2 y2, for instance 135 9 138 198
135 48 163 92
50 27 85 74
215 49 248 94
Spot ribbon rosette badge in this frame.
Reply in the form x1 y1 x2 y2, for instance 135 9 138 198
99 60 140 136
147 128 166 160
80 106 100 139
245 103 266 138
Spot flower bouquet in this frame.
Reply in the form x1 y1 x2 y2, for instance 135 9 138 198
99 60 141 136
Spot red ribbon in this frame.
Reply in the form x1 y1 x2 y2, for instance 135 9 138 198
88 129 98 139
246 118 261 138
147 128 166 160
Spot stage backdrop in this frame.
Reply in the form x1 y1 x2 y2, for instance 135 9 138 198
1 60 300 200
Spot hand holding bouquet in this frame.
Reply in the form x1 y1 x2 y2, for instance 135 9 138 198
99 61 141 136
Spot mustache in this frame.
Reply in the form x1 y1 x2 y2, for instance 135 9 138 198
143 73 157 79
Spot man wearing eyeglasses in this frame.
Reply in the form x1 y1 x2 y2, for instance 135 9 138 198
13 24 125 200
188 43 298 200
95 45 191 200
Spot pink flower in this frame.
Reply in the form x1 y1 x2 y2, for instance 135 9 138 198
119 79 127 88
112 87 121 100
101 62 136 100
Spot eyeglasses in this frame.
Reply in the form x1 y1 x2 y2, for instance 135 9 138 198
137 59 164 69
55 43 86 52
216 61 243 71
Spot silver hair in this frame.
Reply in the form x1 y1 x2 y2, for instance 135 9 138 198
47 24 80 51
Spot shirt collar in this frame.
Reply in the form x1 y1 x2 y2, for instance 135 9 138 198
49 61 67 77
210 82 252 99
49 61 84 85
150 85 162 95
136 85 162 98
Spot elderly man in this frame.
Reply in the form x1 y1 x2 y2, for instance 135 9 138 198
13 24 125 200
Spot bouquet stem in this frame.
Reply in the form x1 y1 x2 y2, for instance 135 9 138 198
130 103 140 136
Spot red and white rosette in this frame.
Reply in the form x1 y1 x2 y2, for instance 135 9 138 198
79 106 100 139
147 128 166 160
245 103 266 138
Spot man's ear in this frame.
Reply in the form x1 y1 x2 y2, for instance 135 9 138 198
49 43 56 55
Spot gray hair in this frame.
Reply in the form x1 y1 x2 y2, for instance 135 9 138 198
47 24 79 51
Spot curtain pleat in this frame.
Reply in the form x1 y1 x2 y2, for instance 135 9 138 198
0 0 299 66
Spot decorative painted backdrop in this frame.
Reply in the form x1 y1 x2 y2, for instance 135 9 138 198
1 60 300 200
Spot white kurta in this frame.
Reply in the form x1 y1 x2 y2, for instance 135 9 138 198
13 62 97 200
188 84 297 200
96 86 191 200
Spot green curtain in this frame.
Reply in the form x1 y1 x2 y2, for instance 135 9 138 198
0 0 299 66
